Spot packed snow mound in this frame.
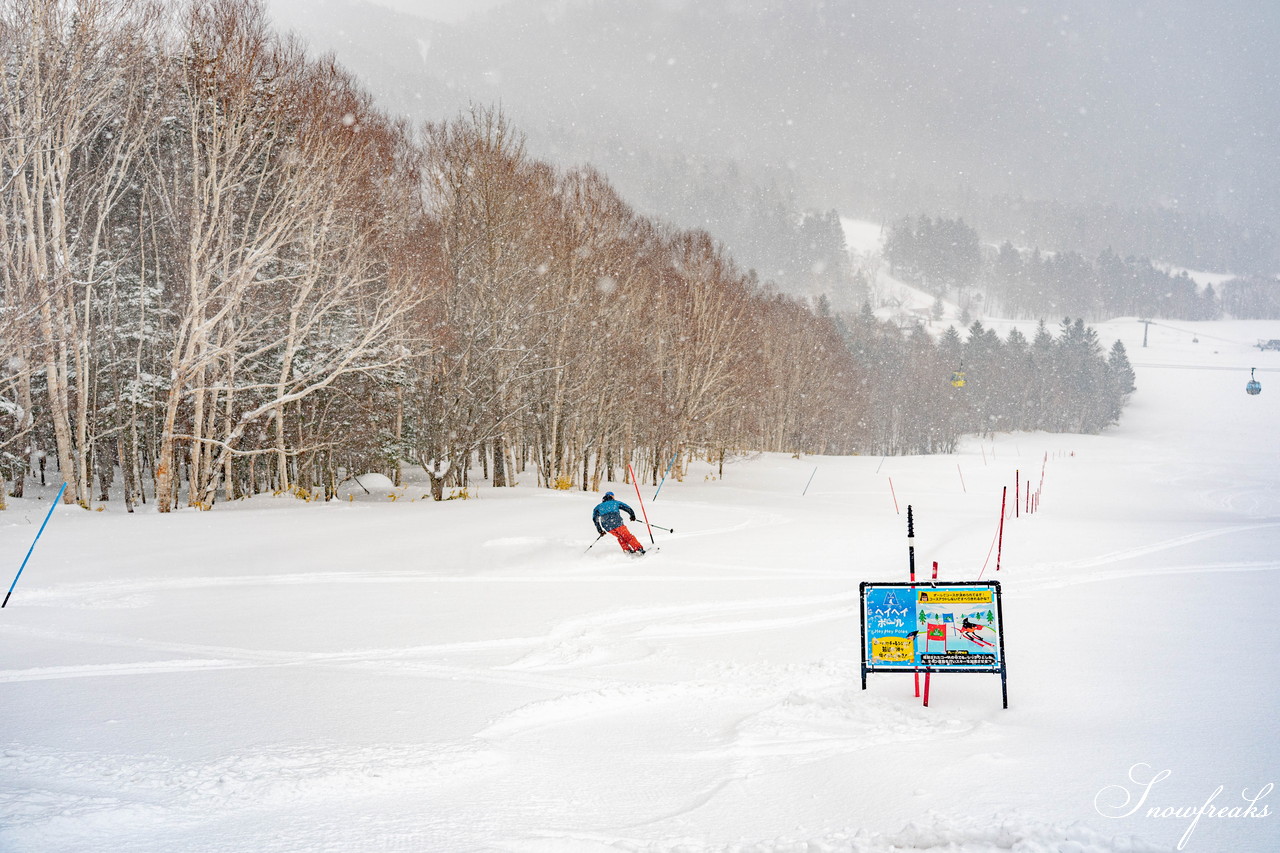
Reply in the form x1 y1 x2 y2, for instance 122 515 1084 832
335 472 396 501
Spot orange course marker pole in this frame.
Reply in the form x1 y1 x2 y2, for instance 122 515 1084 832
626 462 655 544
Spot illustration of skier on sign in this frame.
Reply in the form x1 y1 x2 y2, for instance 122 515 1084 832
592 491 647 556
958 616 995 647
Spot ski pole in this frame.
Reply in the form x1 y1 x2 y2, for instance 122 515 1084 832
584 533 606 554
648 523 675 533
4 482 68 608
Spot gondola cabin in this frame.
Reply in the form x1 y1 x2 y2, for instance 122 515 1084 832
950 370 966 388
1246 368 1262 396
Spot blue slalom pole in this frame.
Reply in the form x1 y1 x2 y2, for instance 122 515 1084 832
3 481 67 608
652 453 678 501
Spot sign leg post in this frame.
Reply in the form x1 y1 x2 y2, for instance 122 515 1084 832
859 583 869 691
995 580 1009 708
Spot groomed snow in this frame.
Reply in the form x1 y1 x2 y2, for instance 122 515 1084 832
1 317 1278 852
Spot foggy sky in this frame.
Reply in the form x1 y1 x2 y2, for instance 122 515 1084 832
262 0 1280 265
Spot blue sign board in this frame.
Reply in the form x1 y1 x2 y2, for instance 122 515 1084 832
860 581 1008 707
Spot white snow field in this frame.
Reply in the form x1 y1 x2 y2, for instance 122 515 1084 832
2 317 1278 853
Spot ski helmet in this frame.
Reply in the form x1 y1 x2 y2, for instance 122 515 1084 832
603 491 614 499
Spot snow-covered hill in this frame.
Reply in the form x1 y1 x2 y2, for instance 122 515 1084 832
2 318 1279 852
841 217 968 326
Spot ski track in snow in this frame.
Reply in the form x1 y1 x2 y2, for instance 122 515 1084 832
475 671 987 841
1014 522 1280 590
0 657 263 683
0 586 860 684
14 569 859 610
0 621 593 692
507 814 1174 853
1056 521 1280 570
613 694 982 833
498 591 861 672
1 741 505 842
1029 559 1280 590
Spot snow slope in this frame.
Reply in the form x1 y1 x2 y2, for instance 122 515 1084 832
840 217 968 325
1 318 1279 852
840 218 886 260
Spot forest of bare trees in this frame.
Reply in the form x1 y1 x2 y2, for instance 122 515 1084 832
1 0 880 510
0 0 1140 513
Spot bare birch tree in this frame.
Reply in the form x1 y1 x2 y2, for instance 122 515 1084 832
408 106 550 500
0 0 162 506
147 1 426 510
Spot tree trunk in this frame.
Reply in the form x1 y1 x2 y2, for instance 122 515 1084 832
95 439 114 502
38 299 79 507
427 469 445 502
492 437 507 487
118 433 136 513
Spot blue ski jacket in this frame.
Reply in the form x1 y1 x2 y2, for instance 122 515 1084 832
593 498 637 534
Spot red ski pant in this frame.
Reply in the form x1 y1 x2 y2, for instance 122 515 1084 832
609 525 644 553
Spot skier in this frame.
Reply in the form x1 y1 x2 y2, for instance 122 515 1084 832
958 617 994 647
592 491 646 555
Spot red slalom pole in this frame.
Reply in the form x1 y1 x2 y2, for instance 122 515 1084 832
889 477 899 514
626 462 655 544
1015 470 1020 519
